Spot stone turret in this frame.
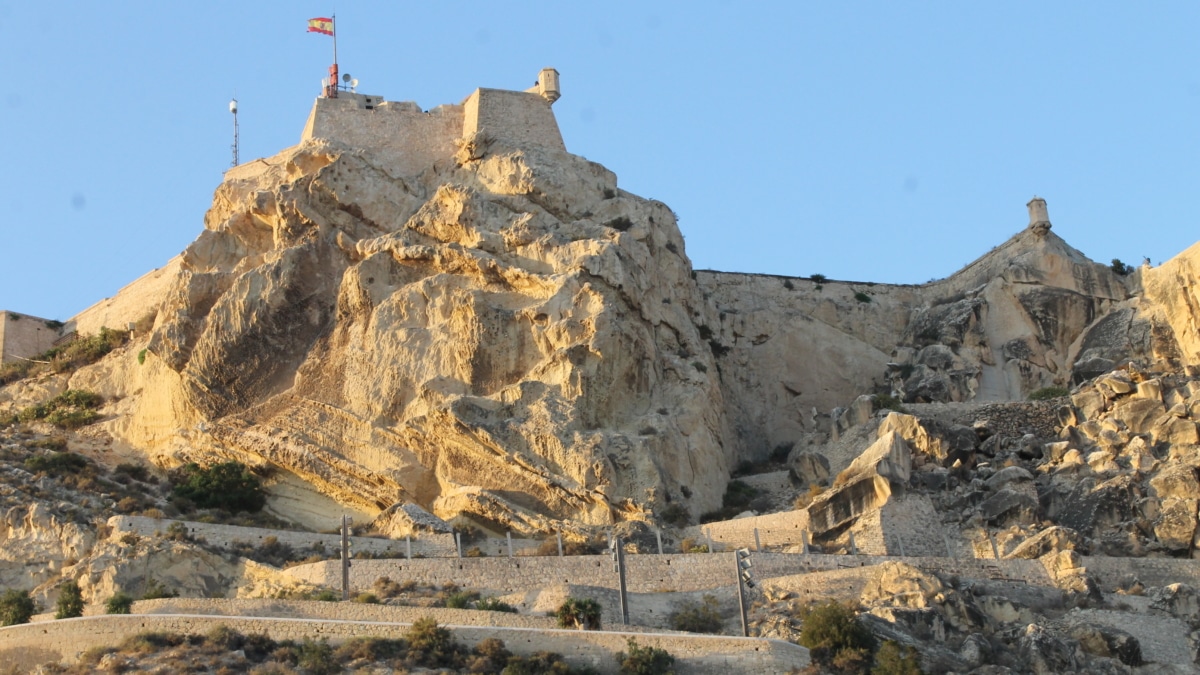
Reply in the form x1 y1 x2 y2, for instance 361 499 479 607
1027 196 1051 236
525 68 561 104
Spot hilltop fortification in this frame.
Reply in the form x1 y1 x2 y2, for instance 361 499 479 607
2 70 1198 538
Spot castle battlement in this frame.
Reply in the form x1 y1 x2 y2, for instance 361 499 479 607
297 68 564 177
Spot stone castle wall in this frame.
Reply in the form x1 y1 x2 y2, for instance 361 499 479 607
0 614 808 674
297 86 566 180
300 98 465 177
68 255 182 337
108 515 457 557
463 88 565 151
0 311 60 364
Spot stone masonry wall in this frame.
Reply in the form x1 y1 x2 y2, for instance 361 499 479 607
130 597 560 629
0 614 809 674
0 311 60 364
462 88 565 152
68 256 182 337
279 551 1084 599
685 508 811 550
108 515 457 557
301 97 465 177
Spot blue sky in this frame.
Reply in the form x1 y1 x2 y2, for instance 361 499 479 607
2 2 1197 319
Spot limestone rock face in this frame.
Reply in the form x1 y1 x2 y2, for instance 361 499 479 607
113 136 733 531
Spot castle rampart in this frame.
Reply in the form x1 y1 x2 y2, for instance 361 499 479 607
296 70 566 178
0 311 60 364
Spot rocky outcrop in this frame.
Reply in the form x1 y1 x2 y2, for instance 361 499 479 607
97 130 735 532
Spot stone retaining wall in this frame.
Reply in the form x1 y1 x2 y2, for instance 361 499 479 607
0 614 808 674
131 597 559 629
108 515 457 557
281 552 1073 599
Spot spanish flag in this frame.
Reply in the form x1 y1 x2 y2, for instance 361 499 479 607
307 17 334 36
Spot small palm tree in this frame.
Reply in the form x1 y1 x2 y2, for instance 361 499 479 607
556 597 602 630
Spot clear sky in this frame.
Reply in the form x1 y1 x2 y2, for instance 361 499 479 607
2 2 1197 320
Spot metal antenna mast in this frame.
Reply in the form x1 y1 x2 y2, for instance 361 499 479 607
229 99 239 167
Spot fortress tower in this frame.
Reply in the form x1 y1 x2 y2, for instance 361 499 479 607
1027 196 1051 235
296 68 565 178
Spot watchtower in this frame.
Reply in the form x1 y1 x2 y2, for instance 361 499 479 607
1027 196 1051 236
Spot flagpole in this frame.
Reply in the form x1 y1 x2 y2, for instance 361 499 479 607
332 14 338 69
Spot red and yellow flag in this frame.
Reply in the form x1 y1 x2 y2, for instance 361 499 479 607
307 17 334 35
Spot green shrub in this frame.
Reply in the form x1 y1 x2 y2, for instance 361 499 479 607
660 503 690 528
1029 386 1070 401
873 640 924 674
112 462 151 483
406 617 464 668
171 461 266 513
476 596 518 613
55 580 84 619
138 349 147 365
810 274 828 283
502 650 579 674
468 637 513 673
312 589 340 602
617 638 675 674
556 597 602 630
297 637 337 675
352 592 379 604
669 594 723 633
12 390 104 429
0 589 35 626
105 592 134 614
799 601 876 669
854 291 873 303
0 328 129 387
1111 258 1132 275
700 480 762 522
333 636 406 662
445 590 479 609
24 451 89 475
873 394 906 413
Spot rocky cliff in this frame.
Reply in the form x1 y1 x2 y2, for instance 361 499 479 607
7 89 1198 537
85 130 735 532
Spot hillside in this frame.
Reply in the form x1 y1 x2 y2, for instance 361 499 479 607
2 72 1200 674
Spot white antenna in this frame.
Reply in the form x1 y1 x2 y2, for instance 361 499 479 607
229 98 239 167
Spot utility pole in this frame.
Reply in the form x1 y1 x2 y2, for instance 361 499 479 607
735 548 755 637
341 514 352 601
611 536 629 625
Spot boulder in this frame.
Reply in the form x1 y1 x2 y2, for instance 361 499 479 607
959 633 992 668
1149 465 1200 500
1155 498 1199 552
878 412 948 462
984 466 1034 491
840 430 913 487
787 451 831 489
1006 526 1081 559
1150 583 1200 628
1098 372 1135 396
1065 622 1143 666
1072 389 1109 419
980 487 1039 526
1153 415 1200 447
1110 398 1167 435
1017 623 1081 675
